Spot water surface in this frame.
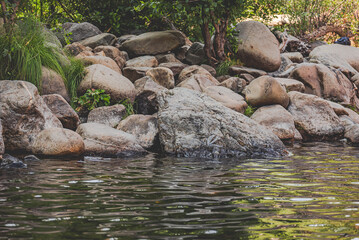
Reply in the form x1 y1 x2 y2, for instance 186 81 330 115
0 142 358 239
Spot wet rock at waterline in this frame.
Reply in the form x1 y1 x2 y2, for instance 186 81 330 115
156 88 286 159
0 81 62 152
42 94 80 130
32 128 85 156
203 86 248 113
117 114 158 149
0 120 4 158
121 30 186 56
251 105 296 141
236 21 281 72
76 123 147 157
244 76 289 108
87 104 126 128
0 154 27 169
78 64 136 102
287 91 344 141
340 116 359 144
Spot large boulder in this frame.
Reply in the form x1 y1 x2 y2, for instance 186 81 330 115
78 55 122 74
125 55 158 68
287 91 344 141
32 128 84 156
177 74 218 92
204 86 248 113
78 33 117 49
134 77 167 115
76 123 146 157
42 94 80 130
244 76 289 108
123 67 152 82
236 21 281 72
87 104 126 128
251 105 296 141
146 67 175 89
78 64 136 102
0 81 62 152
64 22 102 43
41 67 70 102
156 87 286 159
289 63 359 107
0 120 4 158
117 114 158 149
309 44 359 77
121 30 186 56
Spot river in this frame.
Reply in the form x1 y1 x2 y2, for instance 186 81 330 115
0 142 358 239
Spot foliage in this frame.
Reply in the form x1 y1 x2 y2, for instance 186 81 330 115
73 89 110 112
119 98 136 120
63 56 85 103
244 105 257 117
216 58 243 76
0 16 65 89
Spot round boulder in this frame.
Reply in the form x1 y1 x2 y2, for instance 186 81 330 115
146 67 175 89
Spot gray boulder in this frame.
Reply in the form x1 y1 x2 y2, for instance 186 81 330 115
157 88 286 159
78 33 117 48
42 94 80 130
32 128 85 156
121 30 186 56
117 114 158 149
0 81 62 152
76 123 146 157
185 42 206 65
64 22 102 43
251 105 296 141
87 104 126 128
236 21 281 72
287 91 344 141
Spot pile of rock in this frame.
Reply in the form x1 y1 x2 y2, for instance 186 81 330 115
1 20 359 163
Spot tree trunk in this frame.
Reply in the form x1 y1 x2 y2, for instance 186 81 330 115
201 21 217 66
212 18 228 63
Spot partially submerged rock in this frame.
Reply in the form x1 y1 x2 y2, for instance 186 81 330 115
340 116 359 144
156 88 286 159
0 154 27 169
32 128 85 156
76 123 147 157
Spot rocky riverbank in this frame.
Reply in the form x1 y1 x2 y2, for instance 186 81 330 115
1 20 359 164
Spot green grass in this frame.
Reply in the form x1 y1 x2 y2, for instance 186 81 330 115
63 56 85 104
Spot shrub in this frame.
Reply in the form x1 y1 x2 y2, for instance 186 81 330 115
73 89 111 113
244 105 257 117
119 98 136 119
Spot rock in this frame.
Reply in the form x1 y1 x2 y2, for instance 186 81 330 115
236 21 281 72
78 33 117 49
0 154 27 169
76 123 146 157
87 104 126 128
156 88 286 159
24 155 40 161
79 64 136 102
185 42 206 65
346 108 359 124
93 46 127 69
78 55 122 74
204 86 248 113
282 52 303 63
123 67 152 82
216 75 231 83
117 114 158 149
310 40 327 50
177 74 218 92
229 66 267 78
76 50 95 58
201 64 216 77
64 22 102 43
340 115 359 144
309 44 359 77
289 63 359 107
274 78 305 92
174 45 190 61
287 91 344 140
125 56 158 68
244 76 289 108
42 94 80 130
353 74 359 88
219 77 247 93
240 73 255 83
178 65 219 85
118 34 136 44
0 81 62 152
64 42 92 56
155 53 180 64
159 62 188 78
41 67 70 102
0 120 4 158
146 67 175 89
134 77 167 115
251 105 296 141
283 35 311 56
121 30 186 56
270 55 295 77
32 128 84 156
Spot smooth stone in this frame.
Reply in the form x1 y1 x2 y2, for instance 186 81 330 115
64 22 101 43
78 55 122 74
78 33 117 48
123 67 152 83
41 66 70 102
125 55 158 68
274 78 305 92
177 74 218 92
178 65 219 85
146 67 175 89
219 77 247 93
87 104 126 128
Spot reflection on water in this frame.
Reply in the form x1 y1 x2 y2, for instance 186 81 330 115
0 142 358 239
